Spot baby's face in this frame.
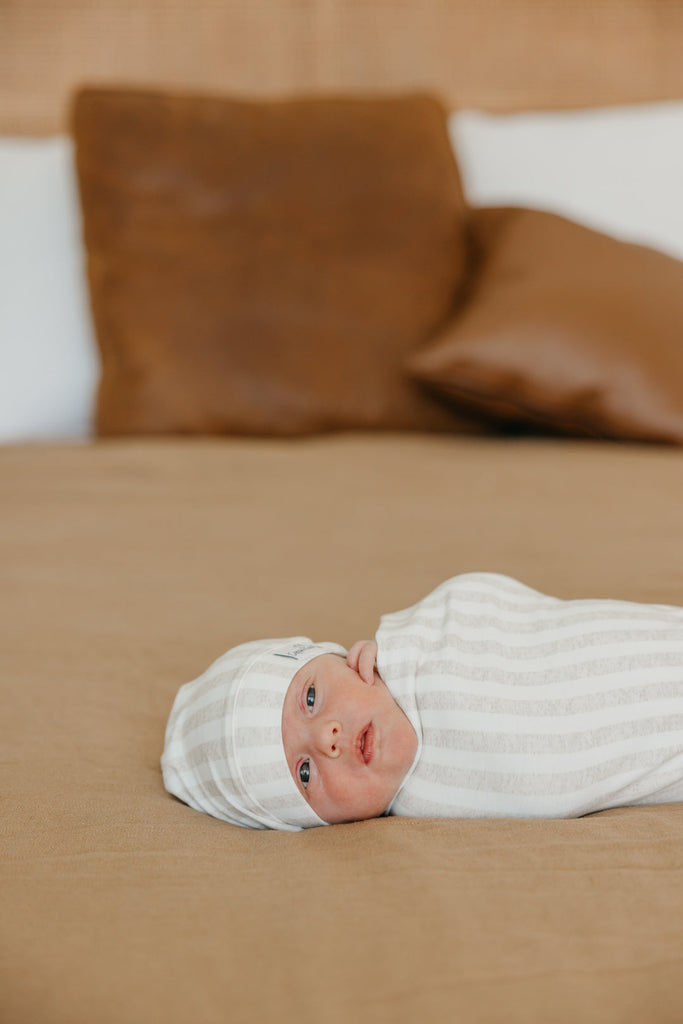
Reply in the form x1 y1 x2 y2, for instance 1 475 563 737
281 651 418 824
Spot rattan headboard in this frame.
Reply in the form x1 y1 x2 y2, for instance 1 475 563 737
2 0 683 134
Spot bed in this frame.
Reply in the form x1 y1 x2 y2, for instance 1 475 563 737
2 3 683 1023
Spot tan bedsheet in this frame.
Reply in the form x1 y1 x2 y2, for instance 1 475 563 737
2 435 683 1024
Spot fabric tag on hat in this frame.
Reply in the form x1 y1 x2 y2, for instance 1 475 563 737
272 641 330 661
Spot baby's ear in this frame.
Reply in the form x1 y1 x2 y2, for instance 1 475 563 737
347 640 377 685
346 641 365 672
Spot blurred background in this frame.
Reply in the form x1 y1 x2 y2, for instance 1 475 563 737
3 0 683 135
1 0 683 444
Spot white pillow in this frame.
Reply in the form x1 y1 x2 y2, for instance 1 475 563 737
449 100 683 262
0 136 99 442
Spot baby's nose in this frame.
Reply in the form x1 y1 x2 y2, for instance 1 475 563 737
316 720 342 758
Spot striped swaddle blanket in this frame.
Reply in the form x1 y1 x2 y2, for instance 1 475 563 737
376 573 683 819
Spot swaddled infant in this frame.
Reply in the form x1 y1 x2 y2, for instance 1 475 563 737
161 573 683 830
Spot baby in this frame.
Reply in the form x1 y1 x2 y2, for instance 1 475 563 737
161 572 683 830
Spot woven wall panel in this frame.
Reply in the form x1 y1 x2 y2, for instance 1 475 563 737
2 0 683 134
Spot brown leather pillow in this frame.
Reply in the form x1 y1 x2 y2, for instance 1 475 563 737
407 207 683 443
73 87 481 436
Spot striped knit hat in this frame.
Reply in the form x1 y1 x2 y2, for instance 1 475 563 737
161 637 347 830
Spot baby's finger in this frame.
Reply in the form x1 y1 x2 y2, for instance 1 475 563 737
358 641 378 685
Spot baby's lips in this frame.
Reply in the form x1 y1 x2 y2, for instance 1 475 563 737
357 722 375 765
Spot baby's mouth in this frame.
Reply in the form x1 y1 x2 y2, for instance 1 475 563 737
359 723 375 765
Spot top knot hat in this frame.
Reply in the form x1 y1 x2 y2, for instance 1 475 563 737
161 637 347 830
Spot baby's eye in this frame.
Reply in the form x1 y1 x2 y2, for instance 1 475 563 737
299 760 310 789
306 685 316 710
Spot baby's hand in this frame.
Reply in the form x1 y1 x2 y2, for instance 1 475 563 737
347 640 378 686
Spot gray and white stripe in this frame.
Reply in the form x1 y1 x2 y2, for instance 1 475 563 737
377 573 683 819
